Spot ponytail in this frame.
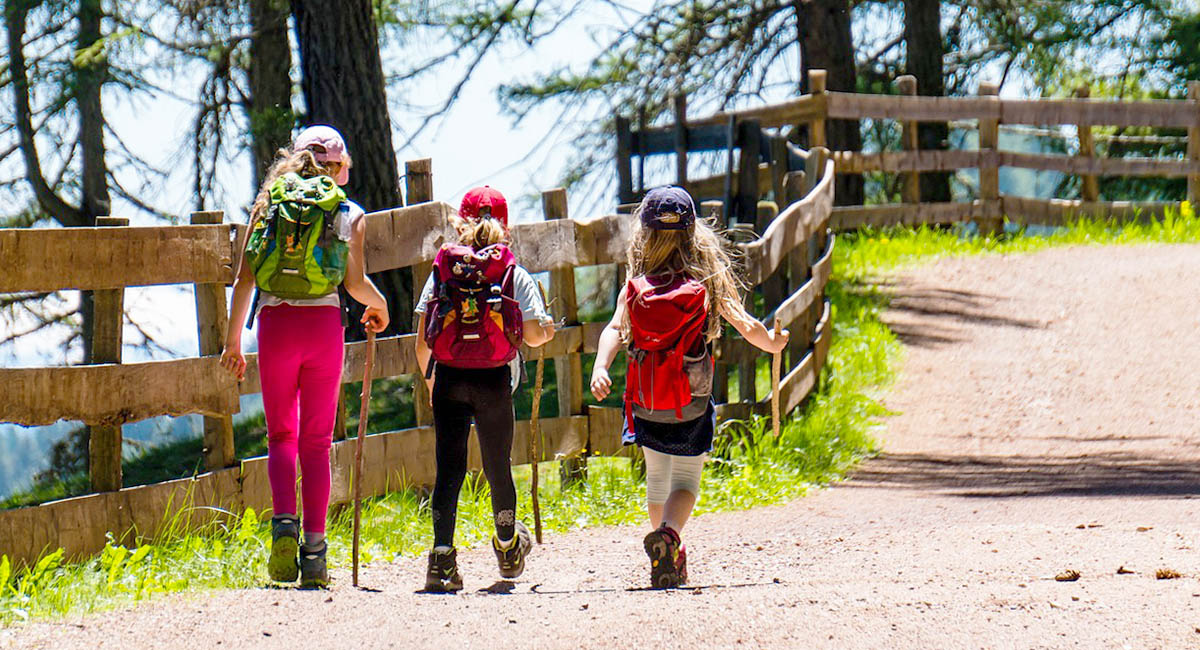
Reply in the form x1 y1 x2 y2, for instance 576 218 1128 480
249 147 338 224
450 213 508 250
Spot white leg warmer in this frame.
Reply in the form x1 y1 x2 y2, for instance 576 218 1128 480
642 446 706 504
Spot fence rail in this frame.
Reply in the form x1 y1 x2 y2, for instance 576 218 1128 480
618 71 1197 237
0 127 835 563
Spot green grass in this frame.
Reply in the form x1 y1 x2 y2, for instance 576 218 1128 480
6 204 1200 624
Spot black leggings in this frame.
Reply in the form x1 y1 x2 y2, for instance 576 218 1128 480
430 364 517 546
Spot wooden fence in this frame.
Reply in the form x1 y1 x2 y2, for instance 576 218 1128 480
0 138 835 564
617 71 1198 234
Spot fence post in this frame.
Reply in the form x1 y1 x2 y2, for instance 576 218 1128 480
616 115 634 205
1075 85 1100 203
734 118 762 401
191 211 237 470
674 94 689 190
701 199 728 405
88 216 128 492
1188 82 1199 207
542 188 587 487
783 171 808 370
763 136 790 314
977 82 1002 235
897 75 921 205
808 69 828 148
407 158 435 428
806 147 831 353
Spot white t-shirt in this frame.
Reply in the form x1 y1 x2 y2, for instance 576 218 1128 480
415 262 553 392
414 265 552 324
256 200 365 316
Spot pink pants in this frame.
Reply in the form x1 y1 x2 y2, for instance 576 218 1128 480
257 304 344 534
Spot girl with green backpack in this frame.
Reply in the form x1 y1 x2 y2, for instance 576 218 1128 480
220 126 389 587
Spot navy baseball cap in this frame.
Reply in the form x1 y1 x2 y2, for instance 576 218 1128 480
640 186 696 230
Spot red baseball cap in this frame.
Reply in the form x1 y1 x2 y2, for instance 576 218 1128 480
460 186 508 227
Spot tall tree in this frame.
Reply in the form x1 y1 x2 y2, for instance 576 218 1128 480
247 0 293 184
6 0 113 362
292 0 410 335
797 0 864 205
903 0 951 202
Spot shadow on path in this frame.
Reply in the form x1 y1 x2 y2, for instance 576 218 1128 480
845 279 1045 349
847 452 1200 498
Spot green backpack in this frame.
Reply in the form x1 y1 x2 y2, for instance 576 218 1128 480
245 173 350 300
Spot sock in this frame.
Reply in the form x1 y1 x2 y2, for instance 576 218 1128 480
275 513 297 522
303 532 325 549
433 545 453 553
495 534 515 550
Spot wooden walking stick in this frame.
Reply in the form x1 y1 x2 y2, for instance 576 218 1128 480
528 280 551 544
771 319 783 438
352 330 377 588
530 343 545 544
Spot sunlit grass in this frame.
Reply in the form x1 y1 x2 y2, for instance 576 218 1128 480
7 203 1200 624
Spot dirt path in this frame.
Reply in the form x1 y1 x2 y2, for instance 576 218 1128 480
7 243 1200 649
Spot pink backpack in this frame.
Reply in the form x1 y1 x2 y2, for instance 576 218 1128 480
422 243 523 369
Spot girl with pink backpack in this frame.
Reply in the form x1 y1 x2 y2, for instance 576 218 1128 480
590 186 789 589
415 186 556 592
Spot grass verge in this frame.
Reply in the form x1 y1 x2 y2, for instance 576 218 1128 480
7 205 1198 624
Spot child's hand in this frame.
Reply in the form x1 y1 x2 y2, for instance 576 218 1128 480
362 305 389 333
220 344 246 381
590 367 612 401
768 327 790 354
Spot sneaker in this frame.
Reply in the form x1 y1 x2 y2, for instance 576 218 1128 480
268 516 300 583
299 541 328 588
493 522 533 579
643 525 683 589
425 547 464 592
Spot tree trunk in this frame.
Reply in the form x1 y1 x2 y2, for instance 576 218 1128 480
292 0 411 337
797 0 863 206
77 0 112 364
904 0 952 202
247 0 294 188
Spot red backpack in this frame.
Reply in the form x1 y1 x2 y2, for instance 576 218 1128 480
422 243 524 369
624 275 711 424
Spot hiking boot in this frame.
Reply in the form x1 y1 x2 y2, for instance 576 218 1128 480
643 525 683 589
676 543 688 586
425 547 464 592
493 522 532 579
268 516 300 583
299 541 329 588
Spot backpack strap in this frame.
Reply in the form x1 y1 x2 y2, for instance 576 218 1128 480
245 288 261 330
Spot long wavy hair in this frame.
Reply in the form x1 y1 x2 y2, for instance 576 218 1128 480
621 207 744 342
450 212 508 250
249 147 348 224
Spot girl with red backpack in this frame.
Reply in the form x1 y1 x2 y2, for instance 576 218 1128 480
590 186 788 589
415 186 556 592
220 126 389 587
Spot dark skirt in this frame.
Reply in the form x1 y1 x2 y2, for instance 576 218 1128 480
623 399 716 457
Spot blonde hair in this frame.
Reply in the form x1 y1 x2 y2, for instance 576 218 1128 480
450 213 508 250
249 146 348 224
622 208 745 342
